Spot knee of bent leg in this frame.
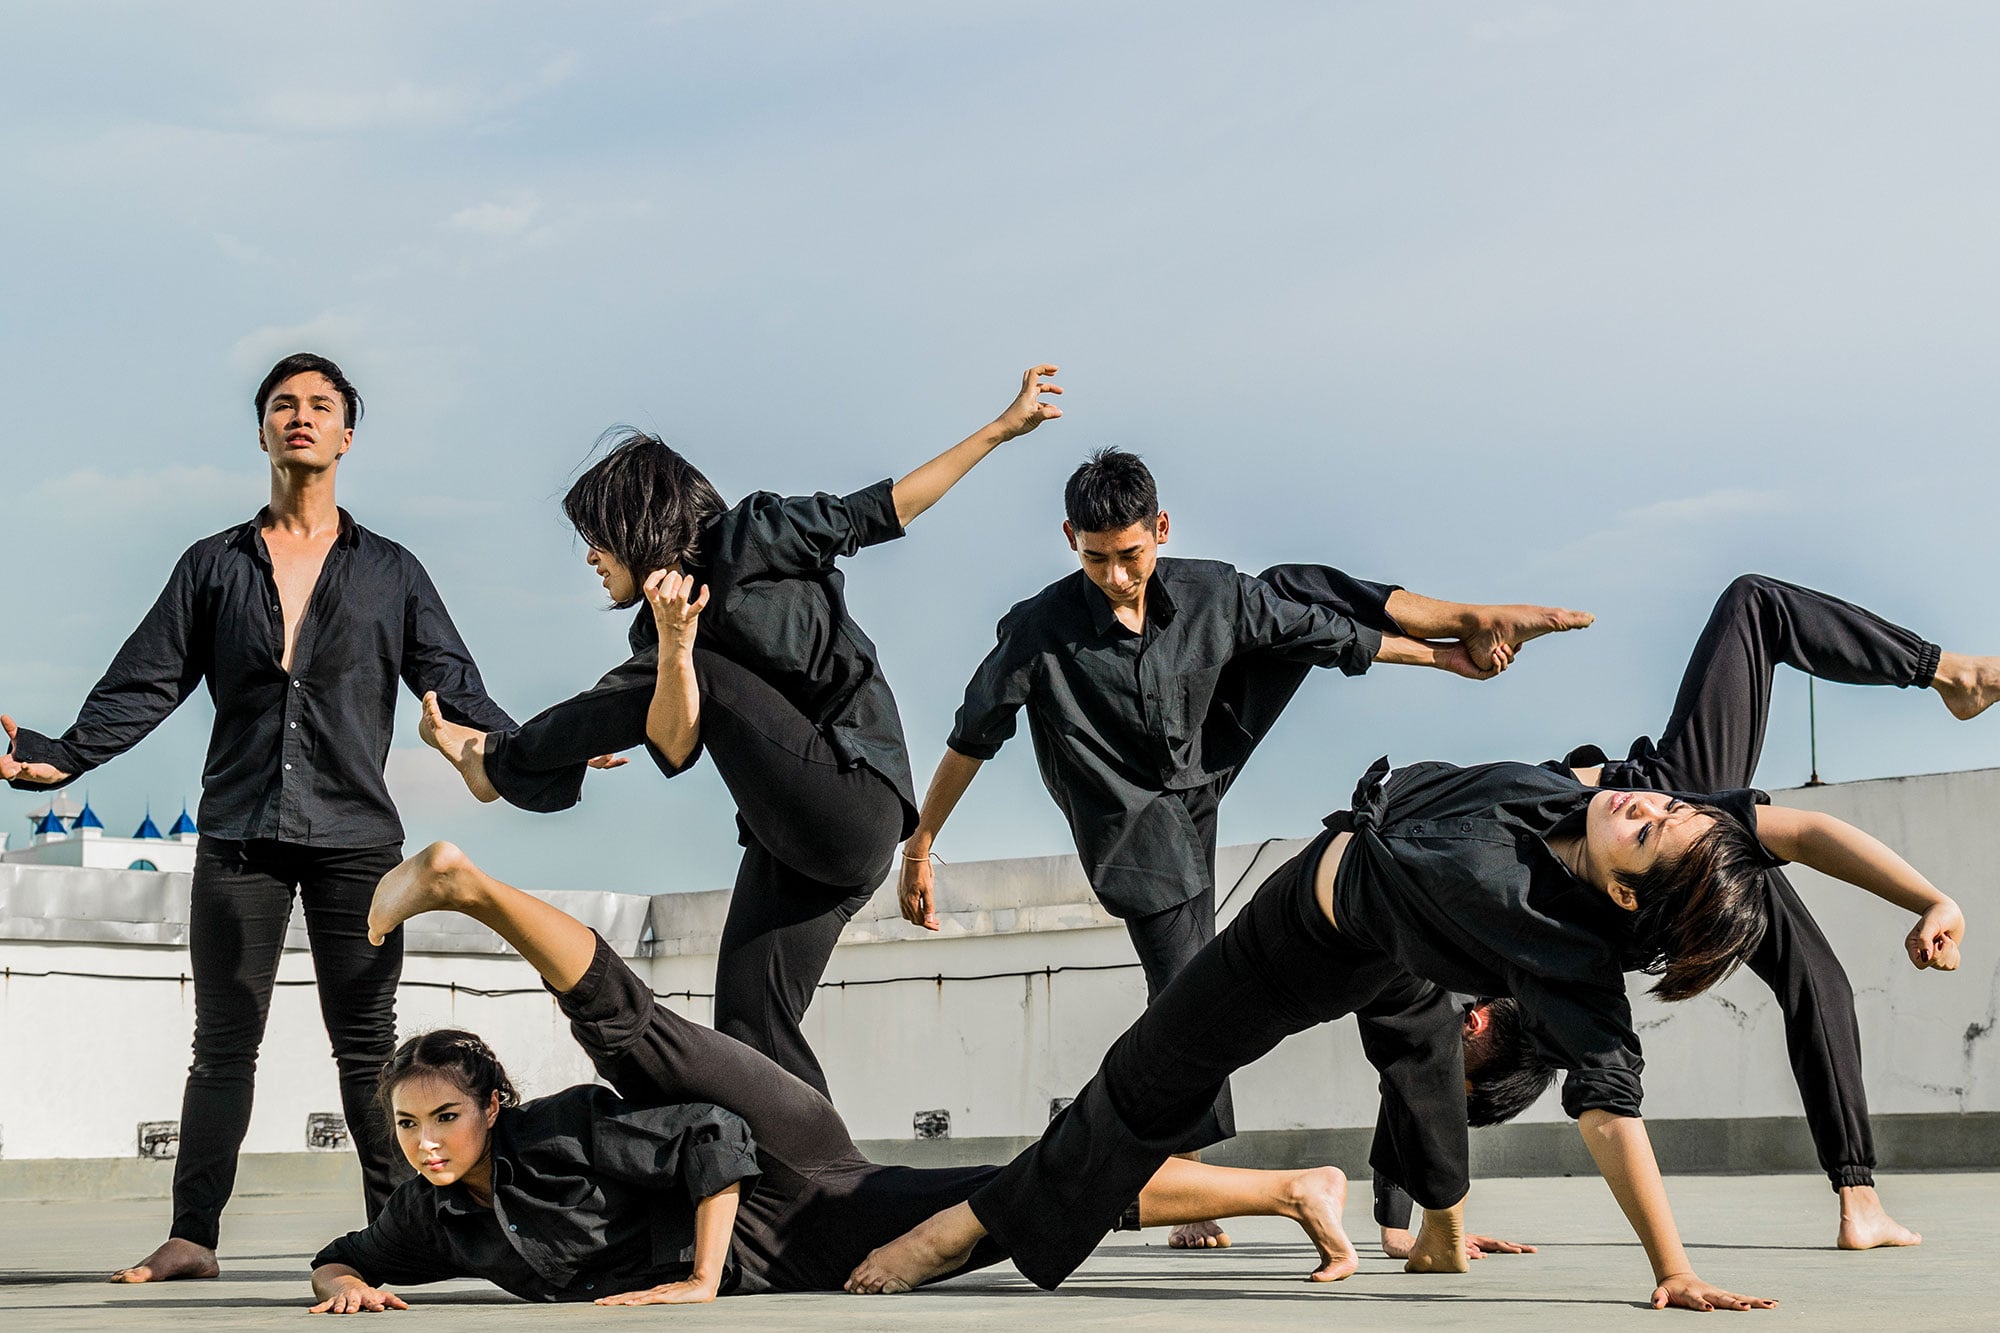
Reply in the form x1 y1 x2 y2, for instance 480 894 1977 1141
1719 572 1781 613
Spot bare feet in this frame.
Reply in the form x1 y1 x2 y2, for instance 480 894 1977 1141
1169 1218 1233 1250
110 1237 218 1283
1277 1166 1358 1282
844 1202 983 1294
1464 605 1595 673
1932 651 2000 721
1836 1185 1922 1250
419 691 499 802
1404 1205 1471 1274
369 841 480 946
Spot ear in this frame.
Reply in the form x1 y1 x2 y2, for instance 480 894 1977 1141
336 425 353 460
1154 510 1170 544
1606 879 1639 912
485 1090 501 1128
1463 1002 1492 1037
1063 519 1079 552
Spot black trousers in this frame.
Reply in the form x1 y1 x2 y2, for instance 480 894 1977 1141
488 647 903 1098
1592 573 1938 1190
1108 564 1403 1155
171 838 411 1249
969 837 1463 1290
554 934 1005 1294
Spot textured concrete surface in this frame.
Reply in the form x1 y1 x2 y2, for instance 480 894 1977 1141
0 1172 1992 1330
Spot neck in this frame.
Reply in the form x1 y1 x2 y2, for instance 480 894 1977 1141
1549 830 1590 883
267 463 341 536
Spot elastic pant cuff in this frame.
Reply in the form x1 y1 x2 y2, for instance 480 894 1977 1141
1831 1166 1876 1190
1911 641 1943 690
548 931 626 1022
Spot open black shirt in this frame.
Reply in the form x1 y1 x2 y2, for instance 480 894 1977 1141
313 1086 762 1303
7 510 514 847
945 558 1382 917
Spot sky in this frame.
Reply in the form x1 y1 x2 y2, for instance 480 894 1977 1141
4 2 1999 895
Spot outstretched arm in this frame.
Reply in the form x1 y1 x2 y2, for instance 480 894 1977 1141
595 1183 741 1306
900 748 985 930
1579 1110 1776 1311
1755 805 1964 971
308 1262 410 1314
1373 634 1505 680
891 364 1062 527
0 716 72 787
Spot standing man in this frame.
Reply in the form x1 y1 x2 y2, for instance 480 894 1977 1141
1 353 516 1283
896 447 1591 1248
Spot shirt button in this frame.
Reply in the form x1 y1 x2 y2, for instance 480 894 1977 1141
284 763 293 771
1461 822 1472 832
292 681 302 689
508 1224 518 1232
289 722 297 729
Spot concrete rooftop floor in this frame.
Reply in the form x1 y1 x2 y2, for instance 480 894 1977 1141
1 1171 1993 1330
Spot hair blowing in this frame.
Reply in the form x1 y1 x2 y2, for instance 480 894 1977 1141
1621 804 1771 1002
376 1029 521 1125
563 430 728 609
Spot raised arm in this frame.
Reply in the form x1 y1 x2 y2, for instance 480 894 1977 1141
899 748 985 930
1579 1110 1776 1312
891 364 1062 527
1755 804 1964 971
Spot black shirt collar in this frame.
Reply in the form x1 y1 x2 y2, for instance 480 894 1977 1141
1082 566 1178 638
230 506 360 564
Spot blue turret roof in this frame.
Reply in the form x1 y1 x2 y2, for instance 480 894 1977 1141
33 809 67 836
72 800 105 831
133 812 164 839
168 807 198 837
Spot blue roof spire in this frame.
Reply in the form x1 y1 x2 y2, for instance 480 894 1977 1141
134 806 164 840
33 808 67 836
73 795 105 831
168 805 198 837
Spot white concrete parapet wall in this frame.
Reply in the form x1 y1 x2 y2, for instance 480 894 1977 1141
1 768 1995 1162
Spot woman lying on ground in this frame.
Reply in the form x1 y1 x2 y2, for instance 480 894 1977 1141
843 687 1965 1309
1378 572 1991 1257
415 367 1062 1102
307 855 1363 1312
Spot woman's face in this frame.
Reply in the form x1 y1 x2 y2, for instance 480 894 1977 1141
391 1072 499 1191
1582 789 1715 907
586 545 638 605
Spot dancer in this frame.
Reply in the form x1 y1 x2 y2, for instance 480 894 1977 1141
850 724 1963 1307
307 849 1363 1310
0 353 514 1284
1380 573 1994 1250
897 446 1592 1247
417 366 1062 1099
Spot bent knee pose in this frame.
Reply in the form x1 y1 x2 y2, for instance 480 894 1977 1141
1378 573 1992 1252
899 447 1591 1247
420 367 1061 1098
308 851 1361 1311
2 354 513 1285
853 747 1962 1311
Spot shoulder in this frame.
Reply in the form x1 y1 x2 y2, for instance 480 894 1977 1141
1160 557 1241 587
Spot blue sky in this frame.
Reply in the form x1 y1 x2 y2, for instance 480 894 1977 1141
5 2 1998 893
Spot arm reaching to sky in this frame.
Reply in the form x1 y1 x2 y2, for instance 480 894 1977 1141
1755 805 1964 971
891 365 1062 527
1579 1110 1777 1312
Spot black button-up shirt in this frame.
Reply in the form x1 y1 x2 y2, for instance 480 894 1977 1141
484 482 917 829
1329 758 1781 1120
7 509 514 847
313 1086 762 1303
946 558 1382 917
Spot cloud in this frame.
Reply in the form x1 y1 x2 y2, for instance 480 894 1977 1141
247 80 480 134
446 193 543 238
1619 488 1787 528
228 313 371 375
32 465 269 523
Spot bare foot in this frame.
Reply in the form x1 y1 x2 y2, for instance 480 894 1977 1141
1465 605 1595 672
419 691 499 802
1281 1166 1358 1282
110 1237 218 1283
1169 1218 1232 1250
1836 1185 1922 1250
370 841 479 946
1404 1206 1471 1274
844 1203 982 1294
1933 652 2000 721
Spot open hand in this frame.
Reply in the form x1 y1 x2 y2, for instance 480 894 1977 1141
594 1278 718 1306
995 364 1064 439
309 1282 409 1314
1651 1271 1776 1311
0 715 71 786
899 850 940 931
587 754 629 770
1465 1232 1537 1258
643 569 709 654
1906 899 1964 971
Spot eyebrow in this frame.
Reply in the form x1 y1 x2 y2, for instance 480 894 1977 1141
394 1101 463 1117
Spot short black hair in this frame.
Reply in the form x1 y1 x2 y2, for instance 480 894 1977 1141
1464 997 1559 1127
255 352 363 428
1064 447 1158 533
1622 803 1771 1002
563 429 728 609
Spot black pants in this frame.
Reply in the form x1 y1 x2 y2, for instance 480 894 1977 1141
488 646 903 1098
554 934 1004 1294
970 837 1462 1290
1591 573 1938 1190
171 838 410 1249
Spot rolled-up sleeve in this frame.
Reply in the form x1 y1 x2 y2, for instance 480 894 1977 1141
312 1187 462 1288
944 607 1039 762
1510 970 1645 1120
1233 574 1380 676
590 1100 762 1208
